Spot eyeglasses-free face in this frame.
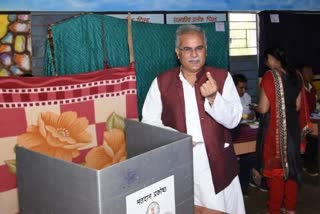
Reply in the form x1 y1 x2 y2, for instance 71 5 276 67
175 32 207 74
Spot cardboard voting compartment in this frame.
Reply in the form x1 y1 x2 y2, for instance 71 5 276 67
16 119 193 214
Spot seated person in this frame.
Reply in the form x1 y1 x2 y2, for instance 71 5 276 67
232 73 255 120
299 64 319 176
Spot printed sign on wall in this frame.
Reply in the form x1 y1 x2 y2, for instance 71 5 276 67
166 13 226 24
109 14 164 24
126 175 175 214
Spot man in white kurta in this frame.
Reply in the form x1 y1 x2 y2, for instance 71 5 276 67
142 24 245 214
142 70 245 213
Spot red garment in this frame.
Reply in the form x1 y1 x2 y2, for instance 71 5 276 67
299 83 315 152
260 70 312 214
260 70 312 176
266 177 298 214
260 71 285 175
304 84 317 113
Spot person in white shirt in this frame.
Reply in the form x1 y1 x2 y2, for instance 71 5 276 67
232 73 255 120
142 24 245 214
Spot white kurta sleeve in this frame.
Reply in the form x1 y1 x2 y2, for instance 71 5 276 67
204 72 242 129
141 78 177 131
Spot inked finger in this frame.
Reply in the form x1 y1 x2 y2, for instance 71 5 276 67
206 72 215 84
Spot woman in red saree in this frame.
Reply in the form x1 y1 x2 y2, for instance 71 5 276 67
257 48 311 214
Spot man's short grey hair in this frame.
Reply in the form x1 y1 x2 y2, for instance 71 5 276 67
175 24 207 48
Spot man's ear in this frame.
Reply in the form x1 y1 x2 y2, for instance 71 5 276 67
175 48 180 60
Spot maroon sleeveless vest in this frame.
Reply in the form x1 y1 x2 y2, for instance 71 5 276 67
157 66 239 193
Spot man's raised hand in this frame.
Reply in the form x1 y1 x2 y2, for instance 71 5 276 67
200 72 217 105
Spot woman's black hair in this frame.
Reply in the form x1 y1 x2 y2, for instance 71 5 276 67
263 48 298 80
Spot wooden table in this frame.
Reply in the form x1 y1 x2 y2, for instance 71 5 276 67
232 124 257 155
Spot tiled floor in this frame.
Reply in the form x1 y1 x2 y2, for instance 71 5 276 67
244 172 320 214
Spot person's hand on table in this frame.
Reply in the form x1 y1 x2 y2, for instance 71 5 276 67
242 112 255 121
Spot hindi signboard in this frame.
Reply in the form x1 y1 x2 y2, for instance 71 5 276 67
166 13 226 24
126 175 175 214
109 14 164 24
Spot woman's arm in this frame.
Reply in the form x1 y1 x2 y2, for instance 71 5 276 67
257 88 270 114
296 92 301 111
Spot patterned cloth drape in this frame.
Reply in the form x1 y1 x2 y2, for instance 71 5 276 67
0 62 138 213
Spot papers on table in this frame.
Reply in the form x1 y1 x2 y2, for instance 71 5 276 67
247 121 259 129
310 112 320 119
240 119 259 129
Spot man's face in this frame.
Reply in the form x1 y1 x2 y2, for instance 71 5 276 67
175 32 206 74
236 81 247 97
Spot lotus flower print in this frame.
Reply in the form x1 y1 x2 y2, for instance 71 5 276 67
17 111 92 161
